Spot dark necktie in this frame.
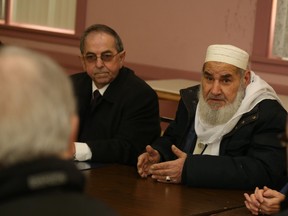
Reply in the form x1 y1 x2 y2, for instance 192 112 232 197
90 90 101 111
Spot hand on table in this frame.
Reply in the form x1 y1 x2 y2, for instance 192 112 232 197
149 145 187 184
137 145 160 178
244 186 285 215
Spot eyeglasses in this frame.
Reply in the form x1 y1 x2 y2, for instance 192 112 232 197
83 52 120 63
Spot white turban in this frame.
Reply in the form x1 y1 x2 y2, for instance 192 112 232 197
204 44 249 70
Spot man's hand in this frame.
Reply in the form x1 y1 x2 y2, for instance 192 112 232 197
149 145 187 184
244 187 264 215
244 186 285 215
137 145 160 178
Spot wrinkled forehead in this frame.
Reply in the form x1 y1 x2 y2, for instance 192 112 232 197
86 31 116 44
203 61 239 75
84 32 117 52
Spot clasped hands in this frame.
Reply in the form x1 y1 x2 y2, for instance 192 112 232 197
244 186 285 215
137 144 187 184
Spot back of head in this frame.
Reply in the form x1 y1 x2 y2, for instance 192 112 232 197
0 46 76 167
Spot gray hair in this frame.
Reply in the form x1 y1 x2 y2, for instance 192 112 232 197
0 46 76 166
80 24 124 54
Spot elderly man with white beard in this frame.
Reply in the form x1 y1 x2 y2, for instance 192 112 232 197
137 44 287 190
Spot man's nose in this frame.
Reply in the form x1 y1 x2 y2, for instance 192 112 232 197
95 57 104 68
210 81 221 95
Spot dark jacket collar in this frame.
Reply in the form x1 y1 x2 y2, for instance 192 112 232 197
0 157 85 203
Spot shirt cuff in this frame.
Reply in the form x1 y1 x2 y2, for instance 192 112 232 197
74 142 92 161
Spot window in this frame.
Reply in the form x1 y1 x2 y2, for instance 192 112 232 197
0 0 87 46
0 0 4 20
251 0 288 75
10 0 76 34
272 0 288 59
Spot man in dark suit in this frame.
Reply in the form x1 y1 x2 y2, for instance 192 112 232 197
0 46 117 215
71 24 161 166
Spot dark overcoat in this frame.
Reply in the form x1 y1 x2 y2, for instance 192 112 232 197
152 85 287 190
71 67 161 166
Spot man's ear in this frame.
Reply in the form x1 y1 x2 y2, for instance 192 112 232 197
243 70 251 86
119 50 126 64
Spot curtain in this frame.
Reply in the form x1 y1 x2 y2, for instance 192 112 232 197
11 0 76 31
0 0 4 20
273 0 288 58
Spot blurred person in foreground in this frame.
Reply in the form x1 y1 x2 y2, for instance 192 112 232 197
71 24 160 166
0 46 117 215
137 44 287 190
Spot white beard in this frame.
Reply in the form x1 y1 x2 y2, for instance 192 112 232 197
194 72 280 156
198 85 245 126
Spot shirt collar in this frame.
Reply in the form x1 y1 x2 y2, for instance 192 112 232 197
92 82 109 96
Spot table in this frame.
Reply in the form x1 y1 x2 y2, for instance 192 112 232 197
211 207 251 216
82 164 251 216
146 79 199 101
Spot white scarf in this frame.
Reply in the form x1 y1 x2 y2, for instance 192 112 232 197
194 71 283 155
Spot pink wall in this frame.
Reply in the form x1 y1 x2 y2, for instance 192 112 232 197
85 0 257 77
5 0 288 123
1 0 257 78
83 0 258 121
6 0 288 94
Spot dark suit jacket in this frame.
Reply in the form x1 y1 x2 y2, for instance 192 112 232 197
71 67 161 166
0 157 118 216
152 85 287 189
